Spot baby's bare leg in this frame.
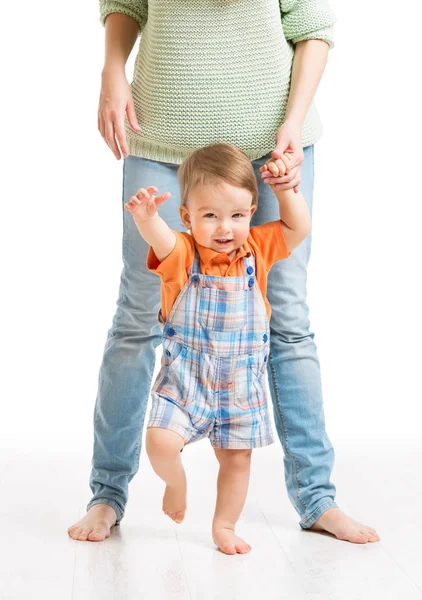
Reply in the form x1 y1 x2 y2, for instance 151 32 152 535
212 448 253 555
146 427 187 523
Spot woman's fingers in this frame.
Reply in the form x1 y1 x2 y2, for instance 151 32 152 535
98 113 104 139
274 172 301 191
276 165 300 184
264 165 300 186
104 119 121 160
126 99 141 132
114 118 128 159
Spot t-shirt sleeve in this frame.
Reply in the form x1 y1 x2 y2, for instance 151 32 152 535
146 231 194 282
249 220 291 270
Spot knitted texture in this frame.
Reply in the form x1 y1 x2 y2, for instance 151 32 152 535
99 0 335 164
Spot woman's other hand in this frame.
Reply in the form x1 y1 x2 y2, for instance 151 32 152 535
260 121 304 193
98 67 141 160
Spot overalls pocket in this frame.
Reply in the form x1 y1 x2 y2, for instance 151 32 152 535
154 343 199 407
198 287 246 331
163 338 186 372
232 347 268 411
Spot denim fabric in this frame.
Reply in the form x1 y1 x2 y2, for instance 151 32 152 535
87 145 337 527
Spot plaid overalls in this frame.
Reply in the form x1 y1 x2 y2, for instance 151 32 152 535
147 247 274 449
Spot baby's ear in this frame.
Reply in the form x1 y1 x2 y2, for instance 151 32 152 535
179 204 191 229
250 205 257 218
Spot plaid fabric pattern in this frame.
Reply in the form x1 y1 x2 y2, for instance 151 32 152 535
148 248 274 449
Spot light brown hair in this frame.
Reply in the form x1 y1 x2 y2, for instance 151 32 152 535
177 143 258 208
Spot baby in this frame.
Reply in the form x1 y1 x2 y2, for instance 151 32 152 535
124 143 311 555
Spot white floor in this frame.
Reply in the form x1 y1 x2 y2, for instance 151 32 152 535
1 441 421 600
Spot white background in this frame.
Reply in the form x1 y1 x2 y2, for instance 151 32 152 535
1 0 421 455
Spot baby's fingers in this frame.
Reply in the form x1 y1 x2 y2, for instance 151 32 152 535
124 195 142 211
154 191 172 207
280 153 292 173
128 195 142 205
135 187 150 201
266 161 279 177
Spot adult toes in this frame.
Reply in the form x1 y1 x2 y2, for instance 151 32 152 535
68 526 83 540
88 529 107 542
78 528 90 541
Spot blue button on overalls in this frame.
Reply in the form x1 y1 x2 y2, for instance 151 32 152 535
192 275 200 284
168 328 176 337
263 333 268 342
248 277 254 287
246 266 254 275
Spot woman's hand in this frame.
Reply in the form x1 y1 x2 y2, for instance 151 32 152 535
261 120 304 193
98 67 141 160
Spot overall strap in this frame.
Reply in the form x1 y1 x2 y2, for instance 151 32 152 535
190 247 201 276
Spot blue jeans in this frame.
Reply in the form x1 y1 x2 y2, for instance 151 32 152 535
87 145 338 528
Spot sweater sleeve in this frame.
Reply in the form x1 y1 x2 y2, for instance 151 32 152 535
279 0 336 49
99 0 148 33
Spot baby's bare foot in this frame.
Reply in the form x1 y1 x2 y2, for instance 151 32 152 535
162 471 187 524
212 527 252 555
67 504 117 542
310 507 380 544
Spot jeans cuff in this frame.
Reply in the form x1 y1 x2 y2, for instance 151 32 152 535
299 500 338 530
86 498 124 526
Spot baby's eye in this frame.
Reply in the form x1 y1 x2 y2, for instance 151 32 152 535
204 213 216 218
232 213 243 218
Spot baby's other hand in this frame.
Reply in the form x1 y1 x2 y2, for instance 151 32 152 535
124 186 171 221
259 152 300 193
259 152 292 181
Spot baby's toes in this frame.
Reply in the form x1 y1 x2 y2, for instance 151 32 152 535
236 543 251 554
368 527 380 540
221 544 236 555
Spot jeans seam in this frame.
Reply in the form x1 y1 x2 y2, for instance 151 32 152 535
133 358 158 475
268 356 308 513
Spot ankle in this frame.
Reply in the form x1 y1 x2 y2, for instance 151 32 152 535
212 520 235 534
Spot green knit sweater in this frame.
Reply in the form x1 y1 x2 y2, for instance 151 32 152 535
99 0 335 164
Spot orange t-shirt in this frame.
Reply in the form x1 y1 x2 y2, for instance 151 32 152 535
146 220 291 322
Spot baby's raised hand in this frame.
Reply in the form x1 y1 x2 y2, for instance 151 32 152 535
124 186 171 221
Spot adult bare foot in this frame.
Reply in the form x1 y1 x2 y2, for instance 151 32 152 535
212 526 251 555
67 504 117 542
309 507 380 544
162 470 187 524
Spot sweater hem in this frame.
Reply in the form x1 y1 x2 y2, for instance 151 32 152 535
126 129 322 165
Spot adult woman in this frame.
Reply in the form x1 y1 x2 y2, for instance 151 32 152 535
68 0 379 544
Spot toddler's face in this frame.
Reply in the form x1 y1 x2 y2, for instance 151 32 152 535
179 182 256 258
